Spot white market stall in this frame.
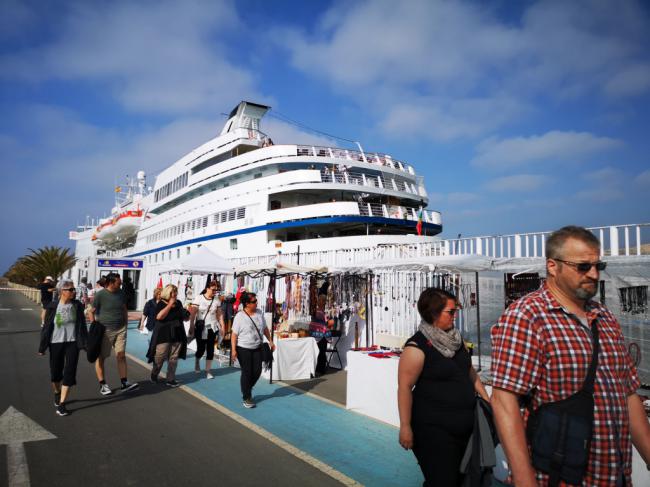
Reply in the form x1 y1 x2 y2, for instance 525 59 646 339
234 260 327 382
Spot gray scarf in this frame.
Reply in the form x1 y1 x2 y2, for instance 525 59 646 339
418 320 462 358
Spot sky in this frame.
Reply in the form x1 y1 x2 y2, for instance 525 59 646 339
1 0 649 274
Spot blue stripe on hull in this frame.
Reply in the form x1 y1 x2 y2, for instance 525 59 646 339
127 216 442 258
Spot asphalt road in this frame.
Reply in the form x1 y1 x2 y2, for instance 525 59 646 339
0 289 342 487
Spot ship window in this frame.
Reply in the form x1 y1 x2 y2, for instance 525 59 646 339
254 173 262 179
270 200 281 210
186 246 191 255
220 212 227 223
155 254 158 262
202 217 208 227
228 209 236 221
177 249 180 259
169 251 172 260
191 221 195 230
161 253 164 262
213 214 219 224
237 207 245 219
230 238 238 250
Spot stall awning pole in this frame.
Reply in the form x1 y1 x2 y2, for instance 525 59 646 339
475 271 482 371
269 269 277 384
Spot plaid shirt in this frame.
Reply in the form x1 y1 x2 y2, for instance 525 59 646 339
491 283 640 486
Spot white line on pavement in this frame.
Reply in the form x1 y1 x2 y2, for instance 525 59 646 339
20 309 33 311
0 309 10 311
126 352 361 487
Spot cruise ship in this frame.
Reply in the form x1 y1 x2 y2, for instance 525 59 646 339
70 101 442 308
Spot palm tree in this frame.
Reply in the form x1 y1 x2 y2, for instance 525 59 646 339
4 246 76 286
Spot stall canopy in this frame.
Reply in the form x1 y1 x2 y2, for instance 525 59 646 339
157 246 235 275
234 260 327 278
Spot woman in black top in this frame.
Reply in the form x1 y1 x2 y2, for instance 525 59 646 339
397 288 489 486
139 287 161 332
146 284 189 387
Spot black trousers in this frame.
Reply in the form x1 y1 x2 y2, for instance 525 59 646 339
195 329 216 360
49 341 80 386
236 346 262 401
411 416 472 487
316 338 328 374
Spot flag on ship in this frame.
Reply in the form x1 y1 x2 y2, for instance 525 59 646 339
416 208 423 236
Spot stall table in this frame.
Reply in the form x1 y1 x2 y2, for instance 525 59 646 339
346 350 400 426
262 337 319 381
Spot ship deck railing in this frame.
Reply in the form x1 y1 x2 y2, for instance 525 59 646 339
319 168 425 198
296 145 415 175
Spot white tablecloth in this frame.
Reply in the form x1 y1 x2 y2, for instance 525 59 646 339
263 337 319 381
346 351 400 426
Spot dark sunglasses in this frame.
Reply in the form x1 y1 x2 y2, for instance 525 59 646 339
555 259 606 273
249 299 258 304
62 288 76 292
443 309 457 316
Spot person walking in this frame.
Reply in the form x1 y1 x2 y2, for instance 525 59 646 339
397 288 489 486
231 292 275 408
491 226 650 486
147 284 189 387
139 287 161 334
89 273 139 395
38 276 56 326
190 281 225 379
38 280 88 416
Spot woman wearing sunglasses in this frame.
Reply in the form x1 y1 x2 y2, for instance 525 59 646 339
38 279 88 417
231 292 275 408
397 288 489 486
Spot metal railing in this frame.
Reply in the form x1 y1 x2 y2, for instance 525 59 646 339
443 223 650 258
319 169 422 196
5 283 41 303
297 145 415 175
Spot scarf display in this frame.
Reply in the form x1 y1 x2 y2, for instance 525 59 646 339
418 319 462 358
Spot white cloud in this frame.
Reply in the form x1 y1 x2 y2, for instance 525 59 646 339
0 1 262 115
447 192 479 205
275 0 650 140
583 167 624 184
604 64 650 97
576 188 624 202
485 174 550 192
471 131 622 170
634 170 650 187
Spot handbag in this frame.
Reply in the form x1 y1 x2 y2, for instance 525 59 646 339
246 312 273 370
194 297 215 340
526 320 599 487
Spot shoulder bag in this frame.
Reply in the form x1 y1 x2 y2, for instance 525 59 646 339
194 297 214 339
246 312 273 370
526 319 599 487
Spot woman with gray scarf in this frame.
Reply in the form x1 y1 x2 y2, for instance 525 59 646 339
397 288 489 486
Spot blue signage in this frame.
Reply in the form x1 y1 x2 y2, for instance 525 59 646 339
97 259 144 269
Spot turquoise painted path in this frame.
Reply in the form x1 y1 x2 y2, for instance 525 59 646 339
125 322 422 486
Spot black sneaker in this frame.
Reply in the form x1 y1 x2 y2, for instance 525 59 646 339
150 374 158 383
99 383 112 396
120 381 139 392
165 380 180 388
56 404 69 416
243 398 256 408
54 392 61 407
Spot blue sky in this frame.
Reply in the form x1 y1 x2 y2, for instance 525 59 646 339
1 0 649 273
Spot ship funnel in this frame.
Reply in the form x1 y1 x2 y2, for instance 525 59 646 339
220 101 270 136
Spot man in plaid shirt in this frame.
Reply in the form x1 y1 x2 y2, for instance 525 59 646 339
491 226 650 486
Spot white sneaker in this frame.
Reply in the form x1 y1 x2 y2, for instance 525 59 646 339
206 372 214 380
99 383 112 396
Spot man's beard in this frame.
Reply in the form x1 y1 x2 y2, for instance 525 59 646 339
574 282 598 300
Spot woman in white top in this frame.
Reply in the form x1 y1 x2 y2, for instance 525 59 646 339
190 281 225 379
231 292 275 408
38 279 88 417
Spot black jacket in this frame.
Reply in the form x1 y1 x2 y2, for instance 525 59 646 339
39 299 88 353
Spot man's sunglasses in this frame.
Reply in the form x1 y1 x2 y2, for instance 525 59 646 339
554 259 607 273
443 309 457 316
62 288 76 292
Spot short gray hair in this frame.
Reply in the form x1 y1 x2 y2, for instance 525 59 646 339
58 279 75 291
546 226 600 259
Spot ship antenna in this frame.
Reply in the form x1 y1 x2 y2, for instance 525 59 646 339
268 110 365 154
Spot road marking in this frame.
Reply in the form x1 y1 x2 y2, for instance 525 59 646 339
126 352 361 486
0 308 10 311
21 309 33 311
0 406 57 487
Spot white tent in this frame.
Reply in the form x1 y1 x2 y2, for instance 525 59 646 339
157 246 235 275
234 260 327 278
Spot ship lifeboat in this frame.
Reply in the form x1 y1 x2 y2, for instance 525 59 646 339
92 209 144 246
